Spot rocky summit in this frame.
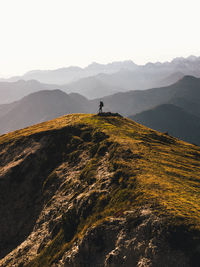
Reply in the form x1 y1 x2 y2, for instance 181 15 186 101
0 113 200 266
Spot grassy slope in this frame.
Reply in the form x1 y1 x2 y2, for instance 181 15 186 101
1 113 200 265
83 115 200 229
1 113 200 227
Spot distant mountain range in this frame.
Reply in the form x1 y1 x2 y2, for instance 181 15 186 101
0 79 58 104
2 56 200 86
126 75 200 144
0 78 123 104
1 75 200 145
1 56 200 103
61 75 125 99
0 61 138 84
97 75 200 116
0 90 91 134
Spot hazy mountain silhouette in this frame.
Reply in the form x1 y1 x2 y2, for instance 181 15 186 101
92 57 200 91
62 76 124 99
157 71 184 87
2 75 200 137
0 79 58 104
3 60 137 84
130 104 200 145
1 55 200 88
1 56 200 102
97 76 200 116
90 70 165 91
0 90 91 134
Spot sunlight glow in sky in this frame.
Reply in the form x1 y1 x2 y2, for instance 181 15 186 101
0 0 200 76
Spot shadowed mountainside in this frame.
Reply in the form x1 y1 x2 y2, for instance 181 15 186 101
0 90 91 134
95 75 200 116
1 114 200 266
130 104 200 145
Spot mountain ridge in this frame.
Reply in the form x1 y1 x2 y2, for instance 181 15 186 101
0 90 91 134
1 55 200 86
1 75 200 144
1 56 200 104
96 75 200 115
1 113 200 266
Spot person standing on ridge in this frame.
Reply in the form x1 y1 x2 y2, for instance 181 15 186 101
99 101 104 113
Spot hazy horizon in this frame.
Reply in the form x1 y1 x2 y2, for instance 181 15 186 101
1 0 200 77
1 54 200 79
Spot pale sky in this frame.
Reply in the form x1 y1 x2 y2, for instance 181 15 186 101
0 0 200 77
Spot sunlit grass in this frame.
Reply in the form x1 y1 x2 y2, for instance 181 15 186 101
2 113 200 229
81 115 200 229
2 113 200 266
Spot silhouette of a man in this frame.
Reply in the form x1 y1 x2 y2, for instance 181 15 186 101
99 101 104 113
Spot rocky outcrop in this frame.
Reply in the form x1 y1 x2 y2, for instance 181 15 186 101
62 209 189 267
0 124 114 266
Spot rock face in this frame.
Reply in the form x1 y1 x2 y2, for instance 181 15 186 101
62 211 188 267
0 114 200 266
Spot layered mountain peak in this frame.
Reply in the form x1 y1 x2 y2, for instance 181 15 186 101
0 113 200 266
177 75 199 84
0 90 92 135
174 75 200 95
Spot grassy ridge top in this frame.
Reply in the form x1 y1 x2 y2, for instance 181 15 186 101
1 113 200 230
84 115 200 229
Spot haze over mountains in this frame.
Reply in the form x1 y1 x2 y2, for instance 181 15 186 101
2 55 200 85
1 55 200 103
1 61 138 84
95 75 200 115
1 75 200 145
127 76 200 144
0 80 58 104
0 90 91 134
1 56 200 145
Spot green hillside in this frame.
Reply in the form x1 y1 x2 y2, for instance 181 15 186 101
0 113 200 266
